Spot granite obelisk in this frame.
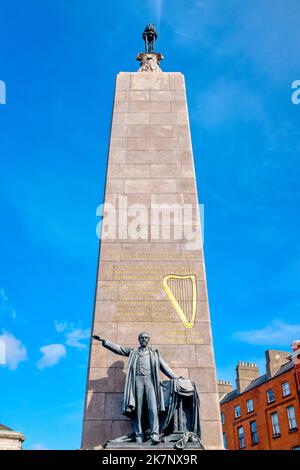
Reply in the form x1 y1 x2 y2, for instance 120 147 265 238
81 26 223 450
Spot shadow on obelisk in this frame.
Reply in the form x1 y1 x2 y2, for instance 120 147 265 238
83 361 131 448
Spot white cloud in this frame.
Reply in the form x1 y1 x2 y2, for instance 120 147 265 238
65 328 90 350
0 288 8 302
54 321 69 333
55 321 90 350
31 443 49 450
0 288 17 320
0 340 5 365
233 320 300 347
36 344 66 370
0 331 28 370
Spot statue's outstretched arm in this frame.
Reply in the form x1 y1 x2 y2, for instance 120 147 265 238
159 355 178 379
93 335 132 357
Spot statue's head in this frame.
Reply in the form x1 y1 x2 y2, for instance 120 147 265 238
138 331 150 348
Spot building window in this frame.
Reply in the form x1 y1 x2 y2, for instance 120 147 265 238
267 389 275 403
238 426 245 449
247 399 254 413
250 421 258 445
287 406 297 431
223 432 227 449
234 405 241 419
292 446 300 450
221 412 225 425
271 412 280 437
282 382 291 397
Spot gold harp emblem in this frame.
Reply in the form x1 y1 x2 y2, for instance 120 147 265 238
163 274 197 329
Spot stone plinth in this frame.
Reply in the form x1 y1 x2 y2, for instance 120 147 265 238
81 71 223 450
105 440 202 450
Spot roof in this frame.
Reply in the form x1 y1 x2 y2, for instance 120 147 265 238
220 360 294 405
0 424 13 431
273 360 294 377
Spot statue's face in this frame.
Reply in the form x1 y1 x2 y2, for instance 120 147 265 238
139 333 150 348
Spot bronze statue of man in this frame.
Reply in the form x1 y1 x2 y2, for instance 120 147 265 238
92 331 179 444
142 23 158 53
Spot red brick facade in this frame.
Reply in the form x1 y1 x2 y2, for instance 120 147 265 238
220 355 300 450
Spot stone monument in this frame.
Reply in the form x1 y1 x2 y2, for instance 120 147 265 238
81 24 223 450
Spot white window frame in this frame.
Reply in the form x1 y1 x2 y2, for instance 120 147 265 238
238 426 245 449
247 399 254 413
267 388 275 403
250 420 258 445
234 405 241 419
287 405 297 430
282 381 291 397
223 432 227 449
271 412 280 436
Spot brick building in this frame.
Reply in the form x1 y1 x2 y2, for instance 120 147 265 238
218 341 300 450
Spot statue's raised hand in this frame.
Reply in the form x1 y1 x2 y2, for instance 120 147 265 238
92 335 104 342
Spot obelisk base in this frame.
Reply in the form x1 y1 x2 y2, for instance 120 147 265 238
105 440 202 450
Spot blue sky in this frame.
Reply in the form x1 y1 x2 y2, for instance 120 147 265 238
0 0 300 449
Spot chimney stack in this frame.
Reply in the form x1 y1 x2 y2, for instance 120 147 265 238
265 350 290 377
236 362 260 393
291 340 300 365
217 380 233 400
292 340 300 390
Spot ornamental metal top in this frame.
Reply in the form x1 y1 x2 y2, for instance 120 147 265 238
142 22 158 53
